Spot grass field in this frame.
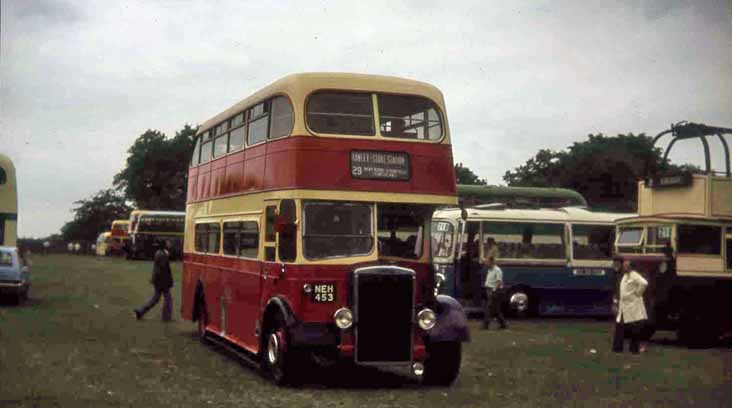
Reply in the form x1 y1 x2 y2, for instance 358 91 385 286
1 255 731 407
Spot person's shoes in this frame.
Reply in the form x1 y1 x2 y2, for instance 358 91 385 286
134 310 142 320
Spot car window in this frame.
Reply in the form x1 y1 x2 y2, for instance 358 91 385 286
0 251 12 266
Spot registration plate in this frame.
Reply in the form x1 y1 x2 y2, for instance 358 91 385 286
312 283 336 303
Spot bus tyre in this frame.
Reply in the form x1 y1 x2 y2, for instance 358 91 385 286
638 322 656 341
678 313 719 348
423 341 461 386
261 315 302 386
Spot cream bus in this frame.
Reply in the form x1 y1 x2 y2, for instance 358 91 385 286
0 154 18 247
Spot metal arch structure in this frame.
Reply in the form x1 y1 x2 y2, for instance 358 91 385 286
652 121 732 177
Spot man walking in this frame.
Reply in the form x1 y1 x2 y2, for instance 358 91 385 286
134 240 173 321
483 255 507 330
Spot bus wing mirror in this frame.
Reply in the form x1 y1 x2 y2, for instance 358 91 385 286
274 215 297 233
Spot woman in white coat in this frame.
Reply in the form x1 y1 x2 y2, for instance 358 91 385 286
612 259 649 354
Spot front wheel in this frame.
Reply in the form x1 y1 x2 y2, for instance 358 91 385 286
261 316 302 386
423 341 462 386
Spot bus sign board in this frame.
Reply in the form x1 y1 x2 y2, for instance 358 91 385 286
645 172 693 189
350 150 410 181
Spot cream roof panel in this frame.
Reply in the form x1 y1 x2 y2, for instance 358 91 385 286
197 72 448 137
433 207 632 224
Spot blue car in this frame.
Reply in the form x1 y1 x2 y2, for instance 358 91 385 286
0 246 30 304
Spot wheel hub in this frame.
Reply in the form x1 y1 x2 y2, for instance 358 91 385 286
267 332 280 365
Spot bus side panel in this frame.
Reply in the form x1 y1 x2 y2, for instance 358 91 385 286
187 167 199 203
197 163 211 203
211 158 227 197
503 265 614 316
226 257 262 352
224 152 245 195
244 144 266 192
181 253 202 321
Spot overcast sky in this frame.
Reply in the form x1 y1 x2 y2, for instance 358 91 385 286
2 0 731 238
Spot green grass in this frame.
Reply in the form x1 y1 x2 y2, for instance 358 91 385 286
1 255 731 407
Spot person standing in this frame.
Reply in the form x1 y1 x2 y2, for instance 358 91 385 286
482 255 507 330
612 259 648 353
134 240 173 321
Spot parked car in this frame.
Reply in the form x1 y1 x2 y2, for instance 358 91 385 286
0 246 30 304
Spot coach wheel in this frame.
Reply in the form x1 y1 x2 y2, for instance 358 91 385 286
422 341 462 386
261 315 302 386
678 314 719 348
21 285 30 302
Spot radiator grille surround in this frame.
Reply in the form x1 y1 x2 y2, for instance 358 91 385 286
354 266 415 364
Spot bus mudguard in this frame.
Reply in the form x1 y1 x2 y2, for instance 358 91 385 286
264 296 338 347
426 294 470 343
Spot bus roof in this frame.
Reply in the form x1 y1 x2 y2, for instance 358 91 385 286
111 220 129 226
457 184 588 208
433 206 633 224
131 210 185 217
0 153 18 213
198 72 447 138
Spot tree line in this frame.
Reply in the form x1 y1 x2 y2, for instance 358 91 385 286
52 128 691 244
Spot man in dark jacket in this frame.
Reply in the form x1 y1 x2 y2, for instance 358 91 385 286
134 240 173 321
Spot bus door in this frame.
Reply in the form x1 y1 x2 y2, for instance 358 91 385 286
457 220 481 307
260 199 298 330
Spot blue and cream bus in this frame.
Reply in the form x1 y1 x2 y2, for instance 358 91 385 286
432 206 632 316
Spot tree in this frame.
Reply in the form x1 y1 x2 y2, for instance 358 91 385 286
61 189 132 243
503 133 693 212
114 125 198 210
455 163 487 185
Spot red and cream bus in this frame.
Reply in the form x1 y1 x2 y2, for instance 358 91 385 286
108 219 130 256
181 73 468 385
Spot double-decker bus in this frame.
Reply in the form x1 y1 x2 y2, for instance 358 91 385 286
615 122 732 346
0 154 18 248
95 232 112 256
127 211 185 260
108 220 130 256
457 184 588 209
432 206 631 316
181 73 469 386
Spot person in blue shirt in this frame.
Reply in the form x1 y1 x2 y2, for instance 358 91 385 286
483 255 507 330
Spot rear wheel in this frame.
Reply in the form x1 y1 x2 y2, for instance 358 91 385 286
678 314 719 348
423 341 462 386
196 296 209 344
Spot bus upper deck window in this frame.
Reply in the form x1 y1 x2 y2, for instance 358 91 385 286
378 94 442 140
269 96 294 139
200 140 213 164
307 92 374 136
0 166 6 184
247 102 270 145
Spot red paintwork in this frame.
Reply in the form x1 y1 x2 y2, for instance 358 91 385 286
182 252 435 359
186 136 456 203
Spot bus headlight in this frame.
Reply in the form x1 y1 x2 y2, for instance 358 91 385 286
659 261 668 274
417 308 436 331
334 308 353 329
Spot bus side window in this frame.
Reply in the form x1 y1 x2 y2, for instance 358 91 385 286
278 199 297 262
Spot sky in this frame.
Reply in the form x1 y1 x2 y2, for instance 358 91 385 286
2 0 731 238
